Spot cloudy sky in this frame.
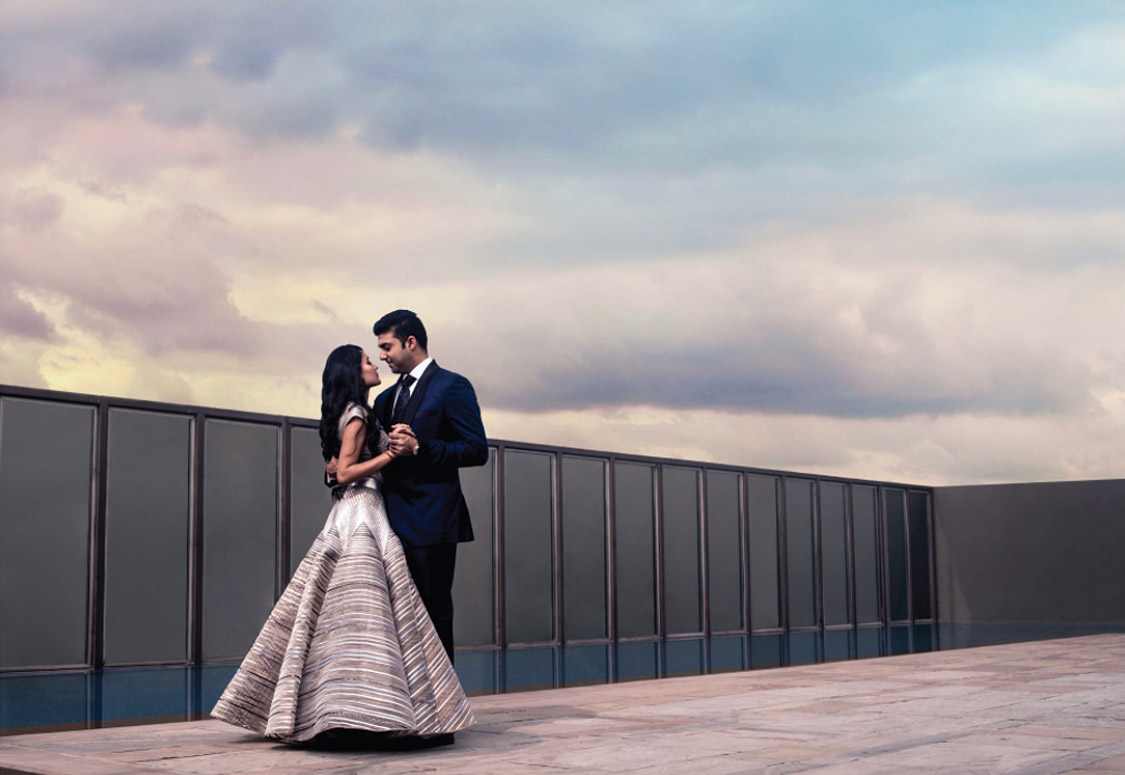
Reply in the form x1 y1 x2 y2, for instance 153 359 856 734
2 1 1123 485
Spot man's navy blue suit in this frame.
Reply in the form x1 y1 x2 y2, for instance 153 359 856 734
374 361 487 657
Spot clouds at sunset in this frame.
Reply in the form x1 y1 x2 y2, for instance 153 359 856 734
2 1 1123 483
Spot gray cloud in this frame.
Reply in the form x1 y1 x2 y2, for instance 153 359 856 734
0 282 56 341
2 201 262 357
452 289 1094 420
1 0 1122 472
6 188 64 231
4 1 1121 274
5 2 1120 166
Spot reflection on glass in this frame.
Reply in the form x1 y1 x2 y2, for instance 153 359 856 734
453 650 497 696
749 633 784 669
788 631 819 665
202 420 279 661
454 449 496 647
0 672 89 732
197 664 239 713
883 489 909 622
98 667 190 723
616 640 659 682
0 398 93 669
562 643 610 687
562 456 607 641
504 646 556 692
709 635 746 673
504 450 554 644
615 463 656 638
747 474 780 630
707 471 743 632
856 626 884 659
785 478 817 628
908 490 933 620
889 624 911 655
666 638 704 677
820 482 849 627
852 485 880 624
824 629 851 661
663 466 702 635
104 409 191 665
913 623 934 653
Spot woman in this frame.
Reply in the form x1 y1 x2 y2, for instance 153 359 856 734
212 345 475 744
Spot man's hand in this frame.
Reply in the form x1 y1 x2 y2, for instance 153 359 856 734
388 424 419 456
390 423 416 438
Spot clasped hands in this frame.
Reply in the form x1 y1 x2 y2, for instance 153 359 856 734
325 423 418 482
387 423 419 456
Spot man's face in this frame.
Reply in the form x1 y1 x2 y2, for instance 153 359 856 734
377 332 415 374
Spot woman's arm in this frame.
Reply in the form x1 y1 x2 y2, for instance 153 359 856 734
335 418 397 485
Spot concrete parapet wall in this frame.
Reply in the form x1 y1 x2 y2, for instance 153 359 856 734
934 479 1125 629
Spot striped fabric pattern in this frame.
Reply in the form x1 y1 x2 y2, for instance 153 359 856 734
211 486 475 743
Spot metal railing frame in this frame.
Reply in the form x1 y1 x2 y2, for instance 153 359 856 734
0 384 937 679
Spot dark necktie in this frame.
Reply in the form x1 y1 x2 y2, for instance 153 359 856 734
391 375 416 423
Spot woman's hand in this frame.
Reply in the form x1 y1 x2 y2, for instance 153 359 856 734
388 424 419 456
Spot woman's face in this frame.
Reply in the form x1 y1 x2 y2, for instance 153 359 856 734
360 350 380 387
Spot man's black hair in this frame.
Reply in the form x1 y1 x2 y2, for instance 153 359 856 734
373 309 428 351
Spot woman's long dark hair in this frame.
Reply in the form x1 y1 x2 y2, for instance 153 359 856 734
319 344 368 462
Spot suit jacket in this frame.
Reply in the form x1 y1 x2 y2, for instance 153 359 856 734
374 361 488 548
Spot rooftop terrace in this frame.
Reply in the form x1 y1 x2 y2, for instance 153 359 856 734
2 634 1123 775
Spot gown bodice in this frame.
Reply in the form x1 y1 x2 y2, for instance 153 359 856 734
332 403 391 546
337 402 389 480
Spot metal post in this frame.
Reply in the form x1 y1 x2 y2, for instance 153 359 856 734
278 419 292 595
88 400 109 670
653 464 666 677
187 414 206 664
699 468 711 673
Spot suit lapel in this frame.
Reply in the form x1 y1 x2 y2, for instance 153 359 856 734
401 360 439 425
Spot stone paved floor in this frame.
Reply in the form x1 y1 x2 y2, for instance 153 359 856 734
2 634 1124 775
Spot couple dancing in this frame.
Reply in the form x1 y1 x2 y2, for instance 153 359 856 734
212 310 486 746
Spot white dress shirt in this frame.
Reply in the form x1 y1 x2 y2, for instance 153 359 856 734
396 356 433 405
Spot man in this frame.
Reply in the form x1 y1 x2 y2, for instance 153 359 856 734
371 309 488 660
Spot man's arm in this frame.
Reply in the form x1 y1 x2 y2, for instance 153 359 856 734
424 374 488 467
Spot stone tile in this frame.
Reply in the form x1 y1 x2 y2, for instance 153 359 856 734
862 740 1070 774
955 732 1099 753
1007 725 1125 743
392 760 571 775
1021 745 1125 775
1069 752 1125 772
794 759 930 775
104 744 239 762
606 727 820 757
503 737 719 772
490 714 667 738
0 745 171 775
622 758 769 775
232 767 366 775
14 722 245 755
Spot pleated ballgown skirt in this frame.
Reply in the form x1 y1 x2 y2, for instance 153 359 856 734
211 484 475 743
